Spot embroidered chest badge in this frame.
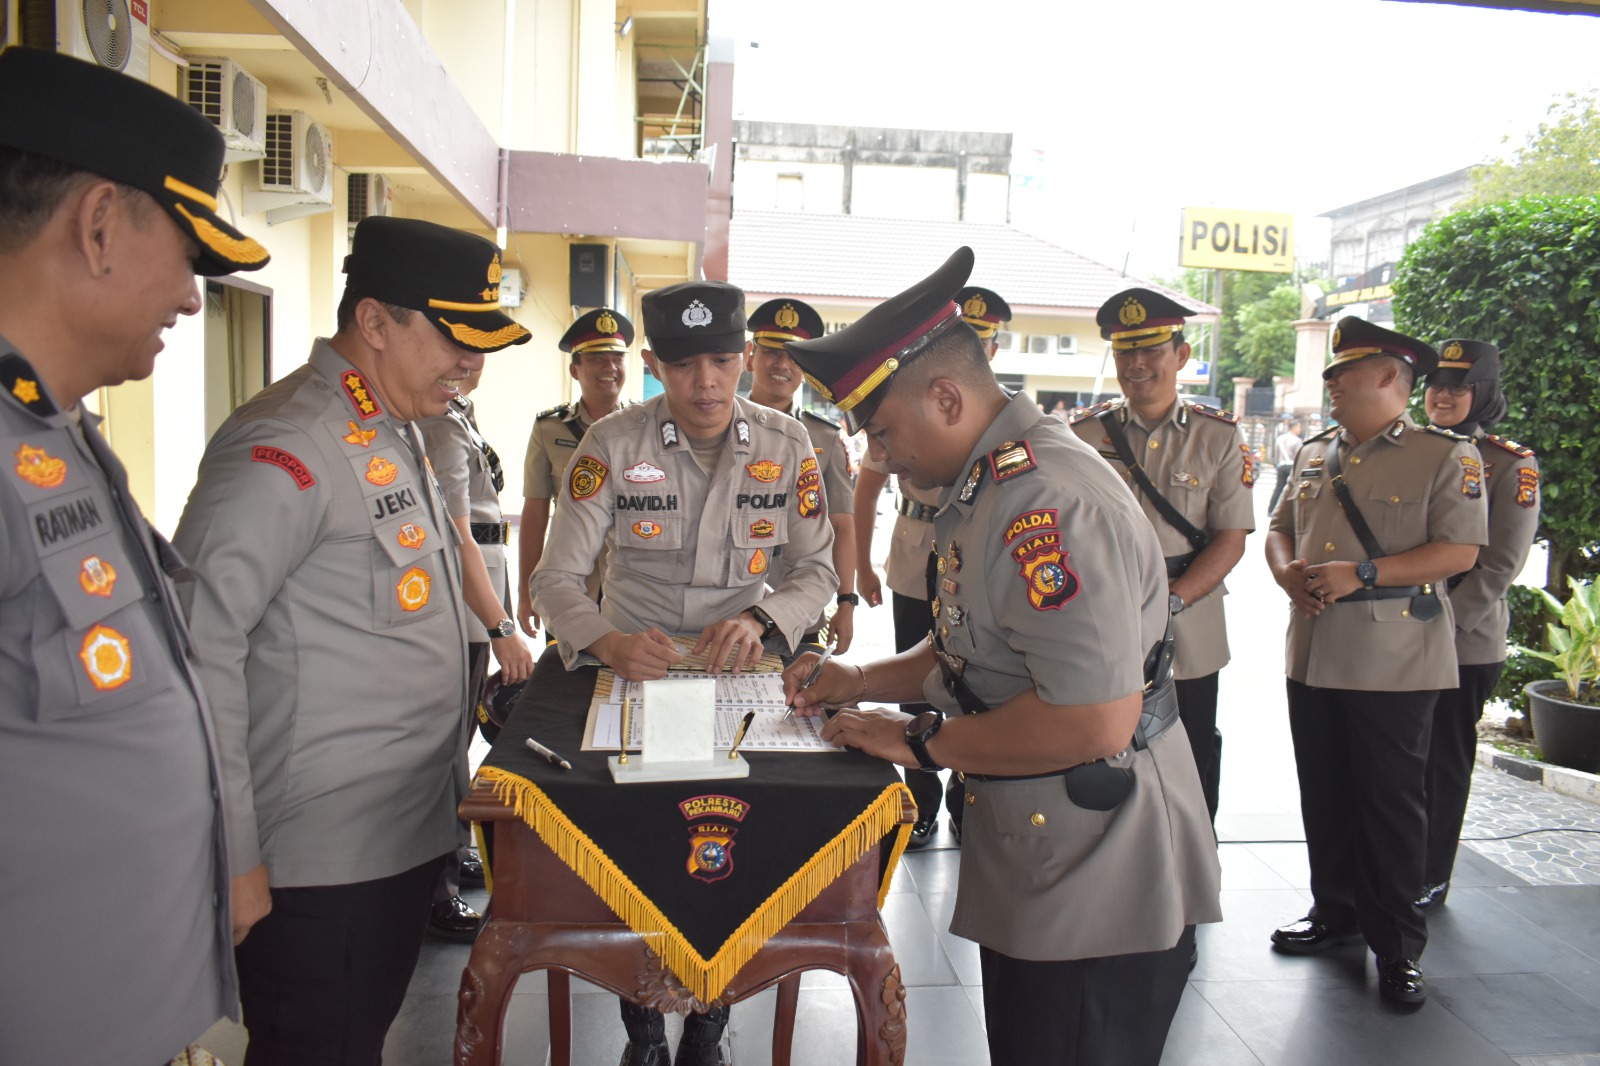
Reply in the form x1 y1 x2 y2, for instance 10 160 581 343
746 459 783 483
13 443 66 488
78 555 118 597
342 421 377 448
396 566 431 611
633 520 663 539
749 547 769 575
623 461 666 483
397 523 427 550
79 624 133 690
364 455 399 487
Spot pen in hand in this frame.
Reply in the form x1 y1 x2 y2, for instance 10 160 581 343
727 710 756 760
524 736 572 771
784 641 836 720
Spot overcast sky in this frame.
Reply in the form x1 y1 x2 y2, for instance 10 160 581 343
725 0 1600 281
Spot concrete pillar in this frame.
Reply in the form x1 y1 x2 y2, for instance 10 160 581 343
1284 318 1332 415
1232 377 1255 415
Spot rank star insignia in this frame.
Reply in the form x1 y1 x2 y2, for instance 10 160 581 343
746 460 783 483
342 421 377 447
341 371 382 419
13 442 67 488
79 624 133 690
396 566 431 611
397 522 427 549
12 378 40 404
749 547 769 575
365 455 399 486
78 555 118 597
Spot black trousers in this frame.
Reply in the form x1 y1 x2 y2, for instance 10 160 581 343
1423 660 1503 887
1267 462 1294 514
1175 673 1221 822
1286 679 1433 960
237 854 448 1066
979 927 1193 1065
435 643 492 903
892 591 965 826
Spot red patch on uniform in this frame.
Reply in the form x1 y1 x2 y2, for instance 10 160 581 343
988 440 1036 481
1003 509 1059 546
341 371 382 419
251 445 316 490
1014 532 1079 611
1516 467 1539 508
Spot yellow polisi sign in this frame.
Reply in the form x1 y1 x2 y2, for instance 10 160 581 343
1180 207 1295 273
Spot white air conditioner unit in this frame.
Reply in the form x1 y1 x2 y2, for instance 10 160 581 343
183 56 268 162
245 110 334 223
994 330 1021 353
1026 334 1057 356
1056 335 1079 356
347 173 394 225
57 0 150 82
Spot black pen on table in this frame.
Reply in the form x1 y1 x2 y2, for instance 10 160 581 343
783 640 836 720
727 711 756 761
524 736 572 771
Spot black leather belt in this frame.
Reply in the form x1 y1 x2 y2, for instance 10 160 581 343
1165 551 1197 580
471 520 510 546
897 497 939 522
1337 584 1424 602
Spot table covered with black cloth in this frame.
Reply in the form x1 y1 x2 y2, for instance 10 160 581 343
473 646 914 1004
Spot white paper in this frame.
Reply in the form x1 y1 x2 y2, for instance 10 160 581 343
640 679 715 764
583 670 839 753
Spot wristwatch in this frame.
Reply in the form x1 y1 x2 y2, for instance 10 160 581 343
904 709 945 772
835 592 860 607
1357 560 1378 590
1168 592 1186 616
488 618 516 639
746 605 778 638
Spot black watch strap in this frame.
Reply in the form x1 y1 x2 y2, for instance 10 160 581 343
747 606 778 636
905 711 944 771
836 592 860 606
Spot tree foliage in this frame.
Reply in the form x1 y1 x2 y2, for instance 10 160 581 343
1159 269 1312 396
1392 195 1600 590
1233 282 1302 381
1464 91 1600 207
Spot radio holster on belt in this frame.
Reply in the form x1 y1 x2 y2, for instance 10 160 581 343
1325 443 1440 621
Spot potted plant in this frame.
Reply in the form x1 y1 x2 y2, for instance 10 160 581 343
1520 577 1600 773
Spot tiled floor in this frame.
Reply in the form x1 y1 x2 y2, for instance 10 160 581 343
195 478 1600 1065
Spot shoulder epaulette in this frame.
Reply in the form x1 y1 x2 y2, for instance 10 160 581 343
1188 401 1239 425
1070 399 1120 426
536 403 573 421
1305 426 1338 444
1422 424 1472 443
800 408 841 431
0 352 58 417
1482 434 1536 458
987 439 1038 482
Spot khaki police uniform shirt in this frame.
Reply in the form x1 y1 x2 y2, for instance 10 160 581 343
422 394 510 643
1070 398 1256 679
0 342 235 1064
525 400 618 604
924 392 1221 961
531 394 836 668
175 340 471 887
761 403 853 618
860 451 940 600
1454 433 1540 665
1267 415 1489 691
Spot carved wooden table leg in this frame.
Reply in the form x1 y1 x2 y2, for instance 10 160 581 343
455 922 532 1066
772 973 801 1066
843 933 906 1066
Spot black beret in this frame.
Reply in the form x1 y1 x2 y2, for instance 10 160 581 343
1427 339 1500 388
1096 288 1194 350
640 280 747 361
1326 316 1437 379
786 246 973 434
560 308 634 355
748 297 824 350
0 47 269 276
956 286 1011 339
343 217 531 353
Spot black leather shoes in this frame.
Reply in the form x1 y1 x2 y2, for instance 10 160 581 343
675 1005 730 1066
427 896 483 942
618 1042 670 1066
1377 956 1427 1006
906 814 937 850
1414 881 1449 910
1270 915 1358 955
459 851 486 887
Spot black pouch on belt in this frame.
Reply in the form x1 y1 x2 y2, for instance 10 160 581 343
1410 584 1443 621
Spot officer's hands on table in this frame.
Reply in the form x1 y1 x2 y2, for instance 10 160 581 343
692 612 768 675
590 627 683 680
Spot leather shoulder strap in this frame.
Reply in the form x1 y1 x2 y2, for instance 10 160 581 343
1098 410 1209 553
1324 442 1386 559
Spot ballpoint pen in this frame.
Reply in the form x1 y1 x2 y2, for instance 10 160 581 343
783 641 836 720
618 692 632 765
727 710 756 760
524 736 572 771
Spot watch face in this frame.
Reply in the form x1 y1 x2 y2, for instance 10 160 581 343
908 710 941 738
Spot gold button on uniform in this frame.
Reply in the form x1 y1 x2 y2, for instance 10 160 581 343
1324 542 1336 553
1390 495 1400 503
966 793 976 806
1030 812 1046 826
1148 439 1159 450
1351 456 1362 465
1401 609 1410 617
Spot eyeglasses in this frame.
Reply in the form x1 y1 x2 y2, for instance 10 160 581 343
1426 384 1472 398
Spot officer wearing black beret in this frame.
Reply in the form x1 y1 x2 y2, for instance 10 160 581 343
1417 339 1538 911
1265 316 1487 1007
742 297 860 650
783 247 1220 1063
0 46 266 1064
531 279 835 1066
516 307 635 640
174 215 529 1061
